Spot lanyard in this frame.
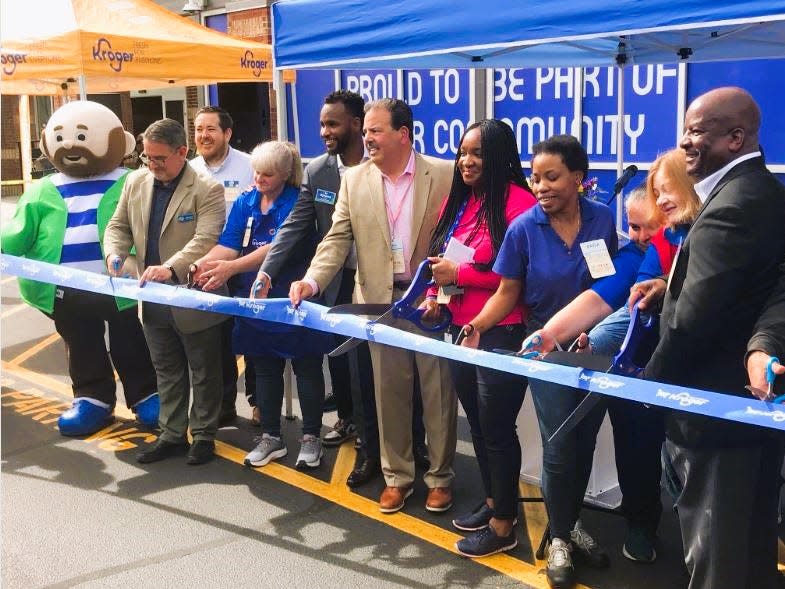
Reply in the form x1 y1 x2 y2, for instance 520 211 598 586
384 174 414 238
441 197 470 253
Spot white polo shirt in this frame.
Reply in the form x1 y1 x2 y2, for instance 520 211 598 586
190 146 254 217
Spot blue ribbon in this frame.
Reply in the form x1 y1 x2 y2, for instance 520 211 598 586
4 253 785 432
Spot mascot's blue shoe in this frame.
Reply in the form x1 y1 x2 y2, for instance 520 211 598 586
133 393 160 428
58 398 114 436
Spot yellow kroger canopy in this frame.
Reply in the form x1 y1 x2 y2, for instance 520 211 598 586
0 0 292 95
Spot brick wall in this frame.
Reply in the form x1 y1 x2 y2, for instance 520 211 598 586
1 95 24 197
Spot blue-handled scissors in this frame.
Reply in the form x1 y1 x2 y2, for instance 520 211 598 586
767 356 784 403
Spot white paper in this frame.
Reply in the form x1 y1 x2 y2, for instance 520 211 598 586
443 236 475 264
580 239 615 279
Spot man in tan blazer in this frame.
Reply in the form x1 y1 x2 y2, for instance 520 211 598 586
104 118 227 466
290 99 457 514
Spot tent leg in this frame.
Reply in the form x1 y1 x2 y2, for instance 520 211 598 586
274 69 288 141
615 65 625 228
78 75 87 100
19 95 33 190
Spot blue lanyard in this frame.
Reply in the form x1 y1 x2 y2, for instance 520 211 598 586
441 197 470 253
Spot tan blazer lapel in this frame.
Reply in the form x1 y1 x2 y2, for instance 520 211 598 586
368 165 391 248
409 153 432 265
137 173 155 257
161 165 194 235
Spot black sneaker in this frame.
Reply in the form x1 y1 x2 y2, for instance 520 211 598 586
570 522 610 569
186 440 215 465
546 537 575 589
452 503 519 532
323 393 338 413
137 438 189 464
323 419 357 447
456 525 517 558
623 525 657 563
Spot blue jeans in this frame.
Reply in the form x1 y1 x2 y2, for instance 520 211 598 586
449 323 528 520
529 377 607 539
253 354 325 438
590 304 664 533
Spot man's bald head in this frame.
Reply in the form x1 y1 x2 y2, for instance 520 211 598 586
680 86 761 180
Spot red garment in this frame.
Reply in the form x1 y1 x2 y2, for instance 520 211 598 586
429 182 536 326
650 227 680 275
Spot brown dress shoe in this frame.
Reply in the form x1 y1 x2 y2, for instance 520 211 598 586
425 487 453 512
379 486 413 514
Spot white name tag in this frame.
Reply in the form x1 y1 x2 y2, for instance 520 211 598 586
580 239 615 279
391 237 406 274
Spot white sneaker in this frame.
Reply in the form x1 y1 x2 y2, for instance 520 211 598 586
296 434 323 470
546 537 575 589
244 434 287 467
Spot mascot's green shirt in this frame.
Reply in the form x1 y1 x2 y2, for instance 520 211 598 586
1 172 135 314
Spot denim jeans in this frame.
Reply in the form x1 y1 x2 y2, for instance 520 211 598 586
529 377 607 539
590 304 664 533
450 323 528 520
253 354 325 437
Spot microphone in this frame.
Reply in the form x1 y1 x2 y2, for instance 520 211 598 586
613 164 639 196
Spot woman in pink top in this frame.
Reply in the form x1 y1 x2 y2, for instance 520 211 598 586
421 119 536 558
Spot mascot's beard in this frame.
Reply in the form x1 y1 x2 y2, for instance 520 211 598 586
52 145 113 178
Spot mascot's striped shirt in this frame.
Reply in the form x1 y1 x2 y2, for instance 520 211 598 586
50 168 127 274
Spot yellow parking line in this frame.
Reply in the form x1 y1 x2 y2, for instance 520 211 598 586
8 333 61 366
3 359 570 588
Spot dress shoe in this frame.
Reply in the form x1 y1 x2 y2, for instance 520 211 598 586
379 486 413 514
137 438 189 464
186 440 216 465
58 398 113 436
414 441 430 470
346 455 381 488
251 406 261 427
425 486 452 513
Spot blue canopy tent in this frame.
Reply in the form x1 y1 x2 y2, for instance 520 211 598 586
272 0 785 70
271 0 785 225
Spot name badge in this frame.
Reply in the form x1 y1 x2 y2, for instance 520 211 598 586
315 189 337 205
391 237 406 274
580 239 615 279
223 180 242 204
177 213 195 223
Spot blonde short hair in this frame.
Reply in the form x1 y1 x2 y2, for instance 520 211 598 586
646 148 701 228
249 141 303 188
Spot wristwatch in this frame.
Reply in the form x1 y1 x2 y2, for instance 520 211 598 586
163 264 177 282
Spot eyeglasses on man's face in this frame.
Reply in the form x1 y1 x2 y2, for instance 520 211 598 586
139 150 178 167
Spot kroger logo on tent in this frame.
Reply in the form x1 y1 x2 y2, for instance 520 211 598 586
1 52 27 76
92 38 134 73
240 50 267 78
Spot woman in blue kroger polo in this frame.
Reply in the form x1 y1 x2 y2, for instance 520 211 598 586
461 134 617 589
190 140 328 470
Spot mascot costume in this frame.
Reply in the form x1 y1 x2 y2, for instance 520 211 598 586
2 101 160 435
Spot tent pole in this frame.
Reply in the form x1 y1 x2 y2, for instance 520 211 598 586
78 75 87 100
19 95 33 189
274 69 288 141
615 64 625 228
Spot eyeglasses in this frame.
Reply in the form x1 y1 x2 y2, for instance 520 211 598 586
140 151 178 167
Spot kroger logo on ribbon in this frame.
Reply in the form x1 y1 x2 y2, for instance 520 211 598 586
745 406 785 423
239 299 266 314
52 268 75 282
1 52 27 76
579 373 624 390
240 50 267 78
320 311 343 328
92 38 134 73
656 389 709 407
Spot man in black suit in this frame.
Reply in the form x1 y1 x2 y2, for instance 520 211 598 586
645 87 785 589
747 270 785 395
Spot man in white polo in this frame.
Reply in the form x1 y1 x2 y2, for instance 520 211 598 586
189 105 254 425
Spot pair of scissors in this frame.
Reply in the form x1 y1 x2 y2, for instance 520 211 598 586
746 356 782 402
327 259 452 356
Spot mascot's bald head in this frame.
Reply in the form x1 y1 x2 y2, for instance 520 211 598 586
41 101 135 178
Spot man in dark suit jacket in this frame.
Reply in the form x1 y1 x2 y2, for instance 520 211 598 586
254 91 384 486
747 270 785 395
645 87 785 589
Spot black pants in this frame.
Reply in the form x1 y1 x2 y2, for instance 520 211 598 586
449 323 528 519
50 286 156 408
666 431 785 589
328 268 358 421
607 399 664 533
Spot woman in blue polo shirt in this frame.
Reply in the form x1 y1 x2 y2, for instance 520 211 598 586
192 141 327 472
461 134 617 589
